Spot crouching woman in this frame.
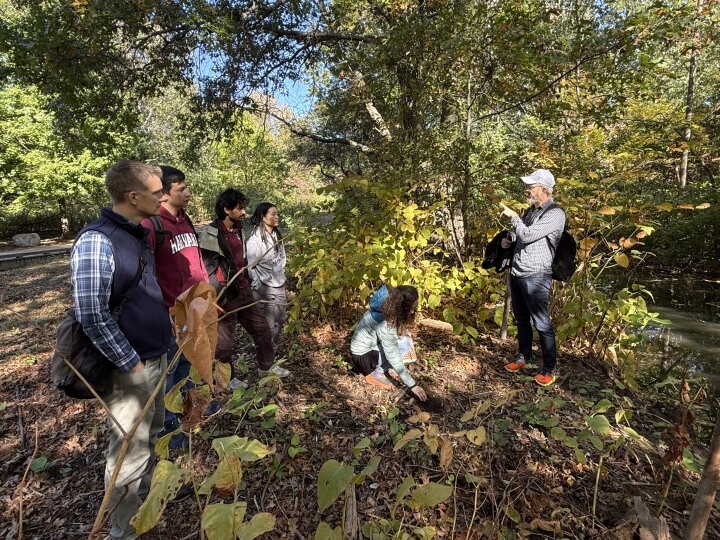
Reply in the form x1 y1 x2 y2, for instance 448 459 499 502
350 285 427 401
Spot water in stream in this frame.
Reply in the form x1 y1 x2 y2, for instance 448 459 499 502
641 273 720 381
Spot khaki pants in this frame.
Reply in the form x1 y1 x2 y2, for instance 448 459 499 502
104 354 166 540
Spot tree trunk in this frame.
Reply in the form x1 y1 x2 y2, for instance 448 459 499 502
684 410 720 540
679 0 704 189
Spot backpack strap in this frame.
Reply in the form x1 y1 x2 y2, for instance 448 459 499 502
540 202 566 255
148 215 165 250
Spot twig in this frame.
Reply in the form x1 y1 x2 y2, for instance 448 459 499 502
18 423 40 540
592 454 604 524
16 384 26 449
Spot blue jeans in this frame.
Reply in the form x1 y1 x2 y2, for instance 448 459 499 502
509 273 557 373
164 338 193 427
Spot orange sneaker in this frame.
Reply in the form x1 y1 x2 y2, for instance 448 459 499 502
534 372 557 387
504 355 527 373
365 371 394 390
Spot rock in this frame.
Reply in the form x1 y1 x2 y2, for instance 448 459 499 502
12 233 41 248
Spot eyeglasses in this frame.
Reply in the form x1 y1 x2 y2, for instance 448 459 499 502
525 184 544 192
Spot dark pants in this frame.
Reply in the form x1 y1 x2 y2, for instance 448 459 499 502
216 287 274 372
351 351 380 375
510 273 557 373
164 338 192 427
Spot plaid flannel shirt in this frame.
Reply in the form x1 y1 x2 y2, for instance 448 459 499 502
70 231 140 371
508 199 565 277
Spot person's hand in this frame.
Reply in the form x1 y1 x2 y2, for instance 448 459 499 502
130 361 144 373
500 203 518 219
500 237 513 249
411 386 428 401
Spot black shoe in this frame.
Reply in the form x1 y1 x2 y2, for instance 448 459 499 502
169 482 194 503
202 399 222 418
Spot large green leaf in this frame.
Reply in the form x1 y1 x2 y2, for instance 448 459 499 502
317 460 355 512
314 522 343 540
585 415 611 437
405 483 453 510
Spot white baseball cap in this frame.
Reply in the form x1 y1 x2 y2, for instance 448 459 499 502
521 169 555 188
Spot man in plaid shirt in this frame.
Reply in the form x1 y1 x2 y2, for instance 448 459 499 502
500 169 565 387
71 160 170 540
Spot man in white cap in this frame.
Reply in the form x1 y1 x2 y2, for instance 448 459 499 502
499 169 565 386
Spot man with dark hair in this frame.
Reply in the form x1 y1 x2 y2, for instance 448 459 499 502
140 166 217 450
199 188 290 378
500 169 565 387
71 160 170 540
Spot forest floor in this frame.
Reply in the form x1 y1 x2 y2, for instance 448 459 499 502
0 257 717 539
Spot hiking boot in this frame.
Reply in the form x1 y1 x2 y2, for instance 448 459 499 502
258 365 290 378
365 371 394 390
504 355 527 373
202 399 222 418
159 421 189 450
534 372 557 387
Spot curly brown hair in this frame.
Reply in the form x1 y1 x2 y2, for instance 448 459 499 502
381 285 419 333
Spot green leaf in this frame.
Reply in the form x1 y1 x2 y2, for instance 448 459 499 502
395 475 416 504
574 448 587 465
355 455 381 481
589 435 604 451
466 326 478 339
201 502 236 540
592 399 613 413
466 426 486 446
201 502 273 540
550 427 566 441
317 460 355 512
30 456 48 472
314 522 343 540
460 410 474 422
164 380 185 413
132 461 190 534
505 505 522 523
585 415 611 437
563 437 579 448
406 483 453 510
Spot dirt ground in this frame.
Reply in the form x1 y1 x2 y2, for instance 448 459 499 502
0 257 717 539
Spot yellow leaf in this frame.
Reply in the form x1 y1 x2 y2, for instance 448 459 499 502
677 203 695 210
695 202 711 210
132 461 191 534
394 429 423 451
598 206 616 215
588 171 599 179
656 203 673 212
614 253 630 268
214 362 231 391
466 426 487 446
407 412 431 424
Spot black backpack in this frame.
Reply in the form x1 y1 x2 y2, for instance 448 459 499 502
543 203 577 282
148 213 197 250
